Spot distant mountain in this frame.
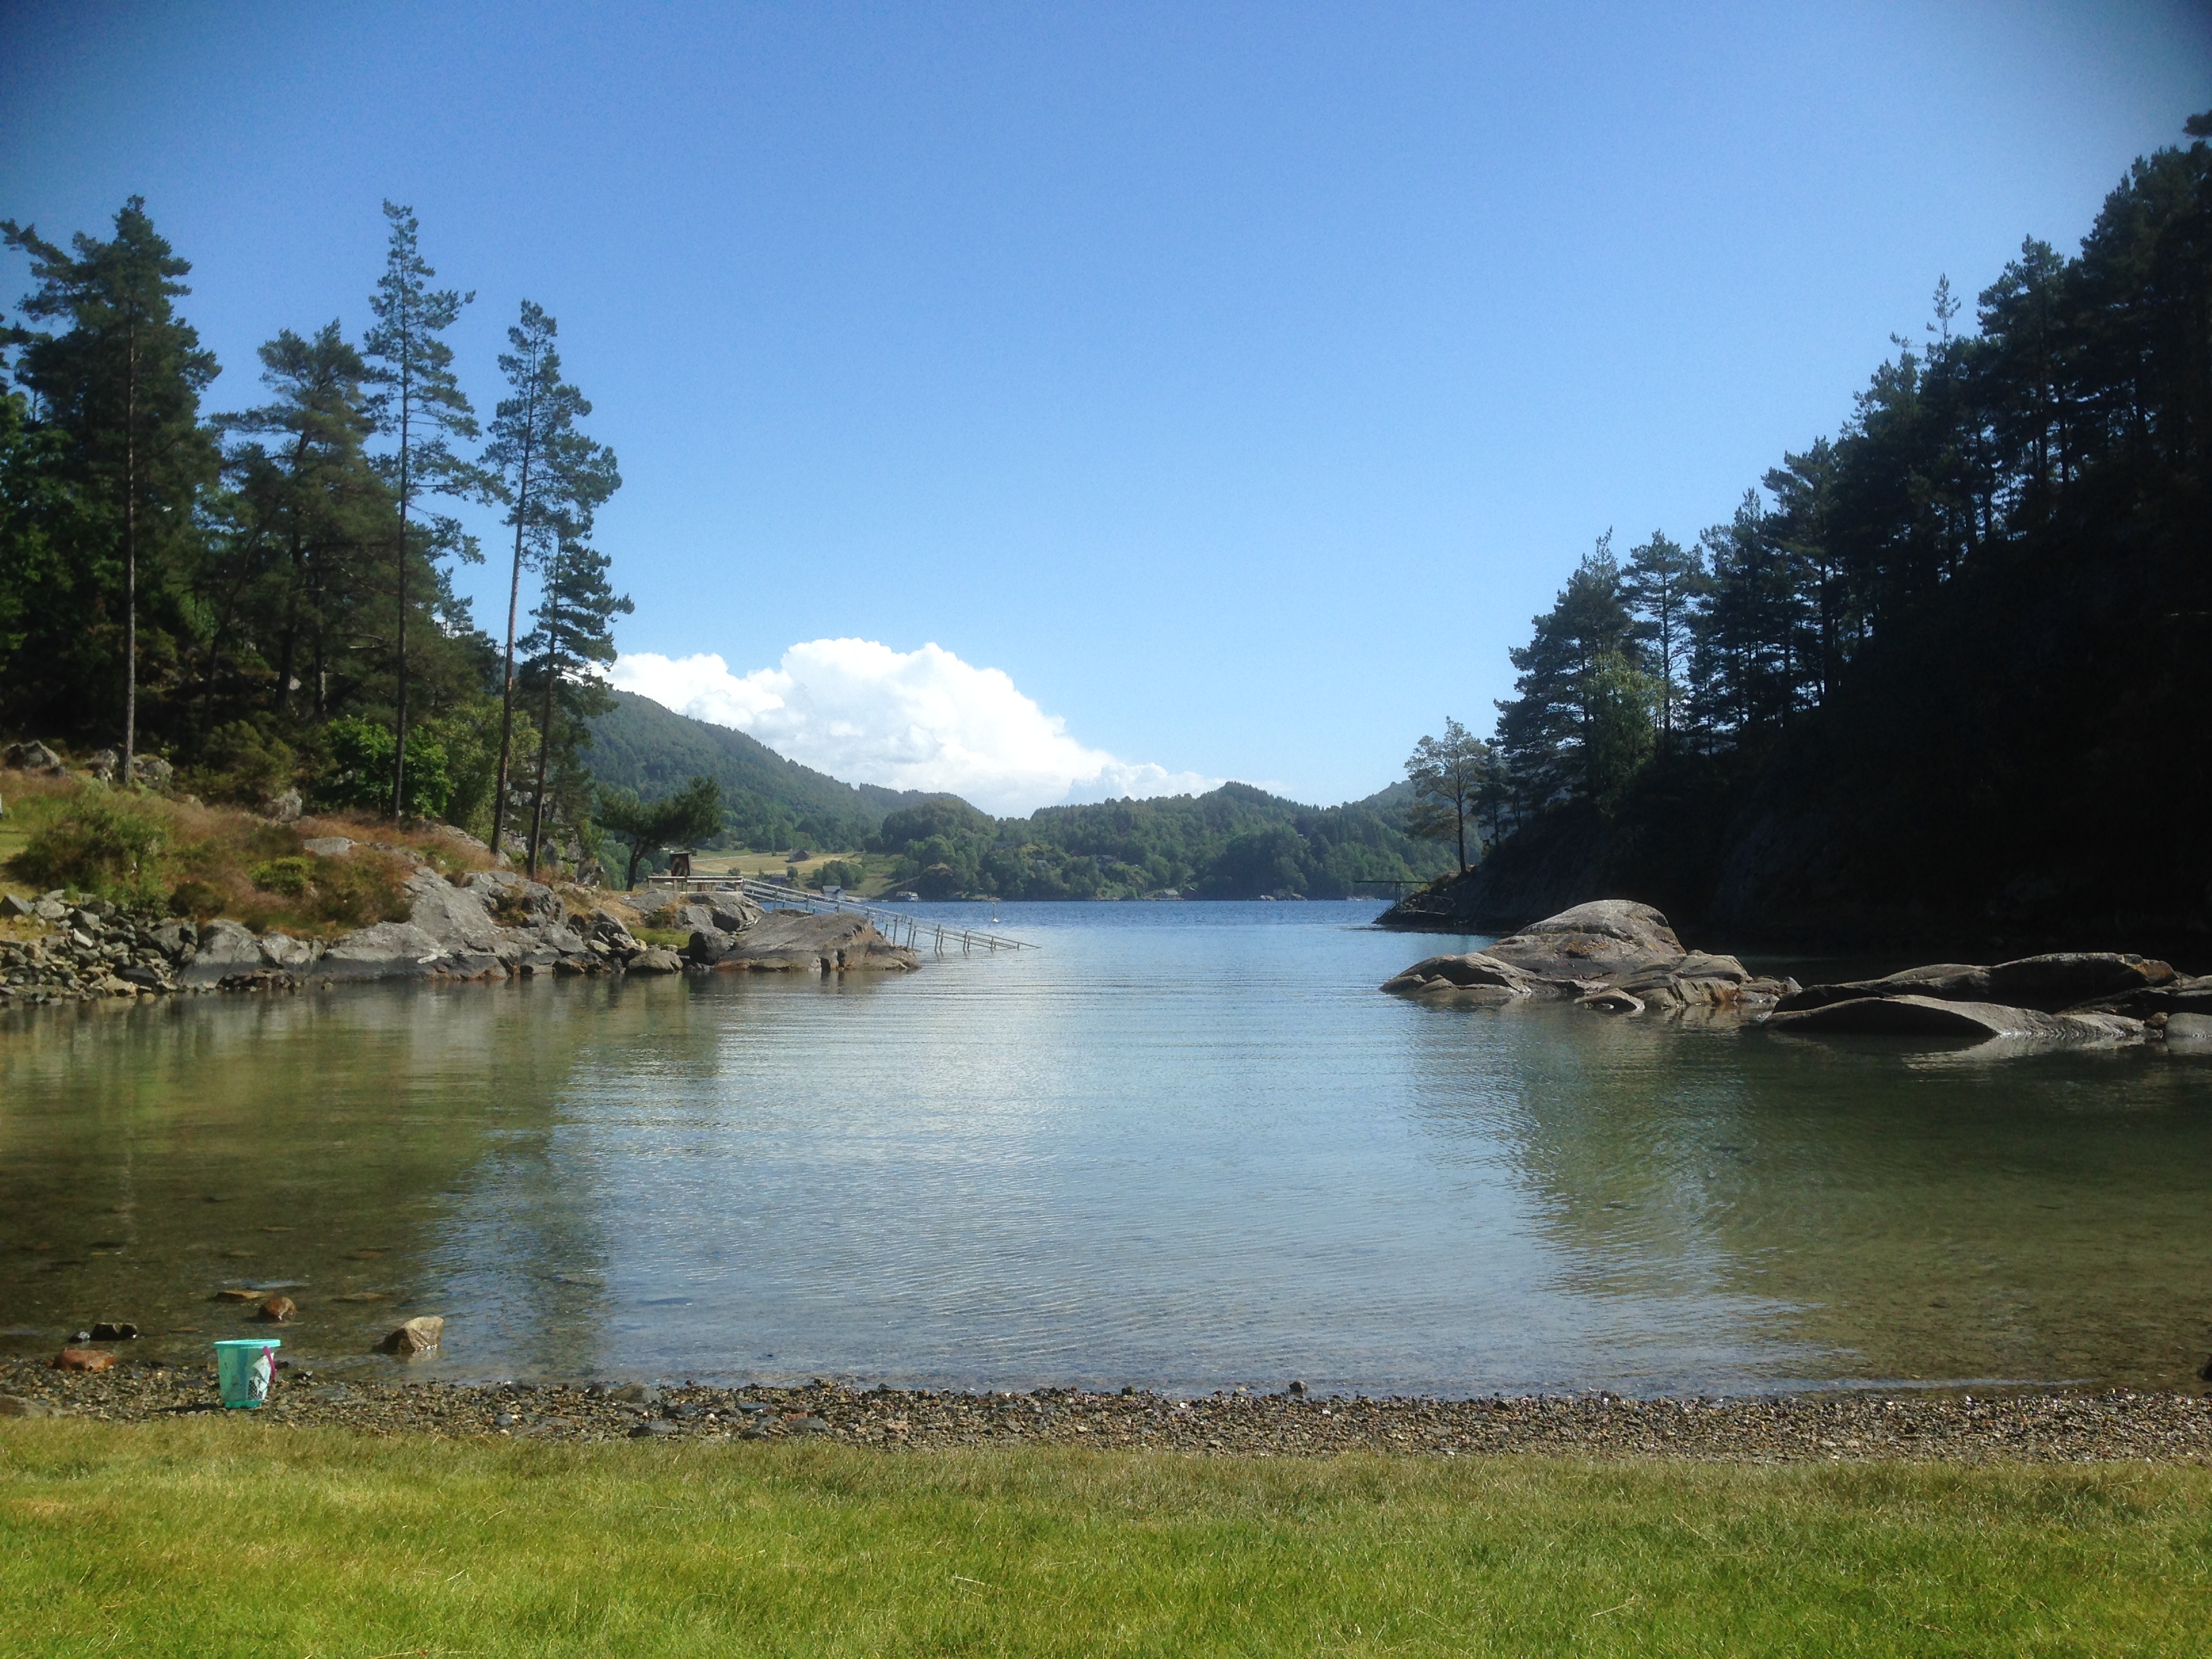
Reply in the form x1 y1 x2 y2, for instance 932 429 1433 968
586 689 1449 891
865 777 1456 899
584 689 963 850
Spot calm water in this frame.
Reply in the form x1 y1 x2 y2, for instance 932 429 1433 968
5 901 2209 1396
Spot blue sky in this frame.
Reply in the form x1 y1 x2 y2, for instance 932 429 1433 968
4 2 2207 811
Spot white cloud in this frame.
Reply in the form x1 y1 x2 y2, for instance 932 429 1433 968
611 639 1225 817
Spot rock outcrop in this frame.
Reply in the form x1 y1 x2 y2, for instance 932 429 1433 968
1753 951 2203 1049
3 870 932 1004
1762 994 2144 1044
688 909 918 974
1771 953 2175 1016
1381 899 1793 1020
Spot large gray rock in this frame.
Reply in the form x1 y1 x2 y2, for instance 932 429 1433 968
405 867 504 954
2164 1012 2212 1049
1481 900 1685 981
466 870 565 929
1380 952 1549 1006
675 898 762 936
1380 901 1792 1020
1763 994 2144 1044
1778 952 2175 1017
258 931 318 970
1771 964 1992 1012
319 921 447 981
180 919 264 985
2081 975 2212 1019
128 754 174 790
262 789 304 823
2 739 65 774
690 911 918 972
627 947 686 974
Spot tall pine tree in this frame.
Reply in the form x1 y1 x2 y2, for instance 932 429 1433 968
1 200 218 764
480 302 607 860
363 202 478 821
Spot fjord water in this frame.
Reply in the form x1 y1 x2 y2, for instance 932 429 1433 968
5 901 2209 1395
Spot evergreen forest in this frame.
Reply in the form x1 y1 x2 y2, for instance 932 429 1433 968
1 200 628 876
1408 114 2211 946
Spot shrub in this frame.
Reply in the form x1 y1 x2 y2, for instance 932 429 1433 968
167 880 223 920
192 722 297 806
5 784 168 899
319 717 454 819
304 852 413 929
249 857 314 899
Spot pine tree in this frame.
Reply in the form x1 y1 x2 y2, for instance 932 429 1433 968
363 203 478 820
481 301 602 860
209 322 390 729
1492 532 1638 811
520 516 628 876
1620 531 1707 751
1 200 218 766
1402 717 1488 872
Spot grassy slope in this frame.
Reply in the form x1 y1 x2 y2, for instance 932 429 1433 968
3 1425 2207 1657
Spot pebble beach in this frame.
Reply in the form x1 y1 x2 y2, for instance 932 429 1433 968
7 1358 2211 1465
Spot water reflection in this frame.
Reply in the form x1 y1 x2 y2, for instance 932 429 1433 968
5 907 2209 1393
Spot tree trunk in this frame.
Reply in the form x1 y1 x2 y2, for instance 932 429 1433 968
390 352 413 821
123 317 138 775
487 392 537 864
526 562 560 878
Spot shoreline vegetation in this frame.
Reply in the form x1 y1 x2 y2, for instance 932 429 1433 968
1385 116 2209 955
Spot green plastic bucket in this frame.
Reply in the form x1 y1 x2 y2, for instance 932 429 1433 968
213 1338 281 1409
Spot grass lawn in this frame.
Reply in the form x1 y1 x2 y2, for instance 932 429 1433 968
673 850 906 897
3 1423 2207 1656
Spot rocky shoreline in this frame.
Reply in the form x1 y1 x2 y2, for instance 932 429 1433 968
4 1357 2209 1464
1383 899 2212 1048
1 869 917 1008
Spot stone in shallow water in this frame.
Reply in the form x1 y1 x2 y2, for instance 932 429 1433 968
377 1315 444 1357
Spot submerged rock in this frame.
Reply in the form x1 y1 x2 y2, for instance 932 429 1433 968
377 1315 444 1357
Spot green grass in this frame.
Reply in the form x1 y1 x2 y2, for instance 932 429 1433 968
3 1425 2209 1656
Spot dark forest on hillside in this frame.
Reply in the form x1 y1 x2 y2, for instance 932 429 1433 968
1404 115 2211 949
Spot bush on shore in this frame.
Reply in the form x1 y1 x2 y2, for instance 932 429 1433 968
0 766 493 935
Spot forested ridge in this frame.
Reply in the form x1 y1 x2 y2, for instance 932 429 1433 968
1399 115 2211 949
589 688 1452 899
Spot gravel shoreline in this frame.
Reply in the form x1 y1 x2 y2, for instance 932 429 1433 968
7 1359 2210 1463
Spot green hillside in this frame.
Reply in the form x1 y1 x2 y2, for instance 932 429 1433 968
585 690 956 851
583 691 1451 897
865 779 1455 900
